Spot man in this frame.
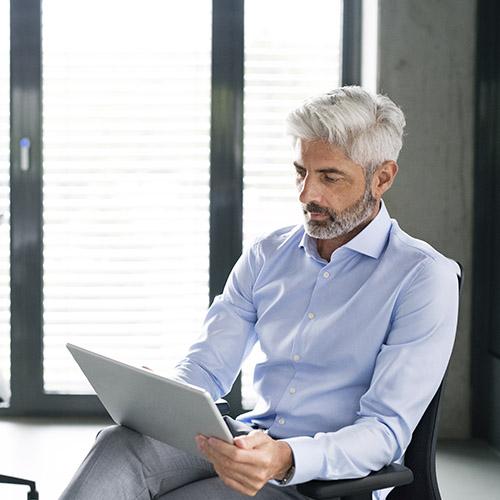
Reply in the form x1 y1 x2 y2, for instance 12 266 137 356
60 86 459 500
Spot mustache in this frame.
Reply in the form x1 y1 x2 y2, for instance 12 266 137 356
303 202 331 215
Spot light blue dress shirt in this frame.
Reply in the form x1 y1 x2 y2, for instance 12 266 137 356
174 200 460 499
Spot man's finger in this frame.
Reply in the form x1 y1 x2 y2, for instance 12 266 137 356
214 463 265 492
233 430 269 450
205 436 254 463
199 439 264 476
202 439 252 470
198 435 273 496
212 458 269 495
201 444 265 488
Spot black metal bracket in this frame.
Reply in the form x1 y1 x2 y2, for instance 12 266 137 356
0 474 39 499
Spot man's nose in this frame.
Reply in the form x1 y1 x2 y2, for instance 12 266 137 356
298 175 322 204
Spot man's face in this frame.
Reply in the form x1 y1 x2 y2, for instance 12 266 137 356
294 139 378 239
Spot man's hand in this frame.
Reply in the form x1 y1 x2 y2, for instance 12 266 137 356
195 430 293 497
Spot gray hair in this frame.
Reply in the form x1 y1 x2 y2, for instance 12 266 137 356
286 86 406 173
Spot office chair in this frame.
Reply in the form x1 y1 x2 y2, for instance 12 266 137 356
215 263 463 500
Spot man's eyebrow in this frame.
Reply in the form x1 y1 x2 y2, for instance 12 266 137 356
293 162 346 176
318 167 346 176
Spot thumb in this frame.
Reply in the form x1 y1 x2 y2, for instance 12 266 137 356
234 430 268 449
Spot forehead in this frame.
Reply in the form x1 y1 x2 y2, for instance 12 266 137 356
293 139 359 169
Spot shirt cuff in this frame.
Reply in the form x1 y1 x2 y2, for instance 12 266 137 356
271 436 323 486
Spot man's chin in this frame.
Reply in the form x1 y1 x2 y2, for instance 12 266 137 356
304 221 343 240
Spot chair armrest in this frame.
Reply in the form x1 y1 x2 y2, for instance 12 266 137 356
296 463 413 499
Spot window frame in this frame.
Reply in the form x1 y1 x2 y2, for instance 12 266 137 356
2 0 362 417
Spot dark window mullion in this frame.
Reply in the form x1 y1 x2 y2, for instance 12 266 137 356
209 0 244 416
342 0 363 86
9 0 43 412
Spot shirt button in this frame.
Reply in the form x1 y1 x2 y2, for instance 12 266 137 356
278 417 286 425
289 387 296 394
307 312 315 320
323 271 330 278
293 354 300 362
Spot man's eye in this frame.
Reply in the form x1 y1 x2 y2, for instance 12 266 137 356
295 169 306 178
325 176 339 183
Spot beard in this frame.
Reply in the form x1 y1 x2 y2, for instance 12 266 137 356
302 181 378 240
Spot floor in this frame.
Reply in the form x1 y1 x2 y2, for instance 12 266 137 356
0 418 499 500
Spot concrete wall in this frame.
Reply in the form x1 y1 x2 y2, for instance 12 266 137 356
377 0 476 438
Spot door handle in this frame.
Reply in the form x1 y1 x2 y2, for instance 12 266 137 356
19 137 31 171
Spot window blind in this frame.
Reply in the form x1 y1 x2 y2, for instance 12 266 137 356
241 0 342 408
362 0 378 93
0 0 10 404
42 0 212 393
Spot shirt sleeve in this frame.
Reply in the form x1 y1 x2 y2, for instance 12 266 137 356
280 257 460 486
173 241 262 401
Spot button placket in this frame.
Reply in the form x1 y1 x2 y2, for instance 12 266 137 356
291 262 332 375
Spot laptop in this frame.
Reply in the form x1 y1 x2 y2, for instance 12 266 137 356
67 343 234 457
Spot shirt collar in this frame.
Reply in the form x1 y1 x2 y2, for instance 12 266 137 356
298 200 392 260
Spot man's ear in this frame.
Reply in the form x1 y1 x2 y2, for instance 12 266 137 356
372 161 398 198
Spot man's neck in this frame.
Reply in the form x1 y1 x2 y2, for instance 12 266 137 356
315 202 381 261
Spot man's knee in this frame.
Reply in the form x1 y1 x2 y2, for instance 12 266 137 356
95 424 144 451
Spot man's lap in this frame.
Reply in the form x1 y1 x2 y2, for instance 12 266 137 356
60 425 309 500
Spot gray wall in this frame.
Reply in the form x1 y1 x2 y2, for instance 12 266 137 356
377 0 476 438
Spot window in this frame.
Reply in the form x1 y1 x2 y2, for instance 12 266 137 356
3 0 365 415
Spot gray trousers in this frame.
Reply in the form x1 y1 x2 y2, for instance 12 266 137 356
59 425 311 500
